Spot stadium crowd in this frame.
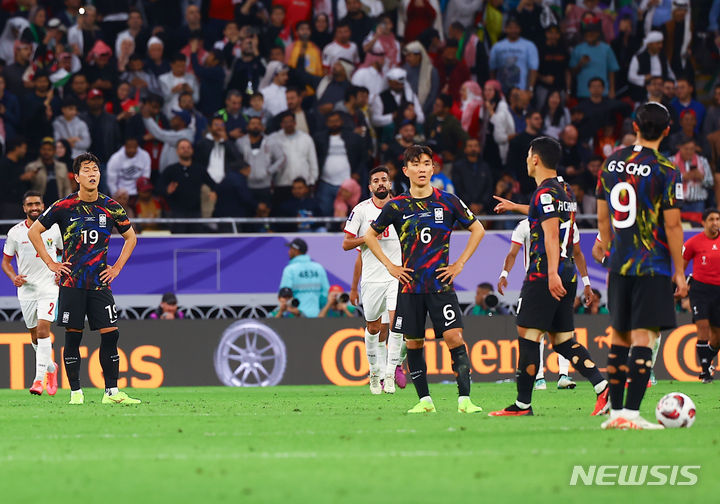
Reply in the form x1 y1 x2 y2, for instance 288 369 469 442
2 0 720 232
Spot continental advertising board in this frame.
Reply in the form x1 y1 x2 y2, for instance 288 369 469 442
0 315 701 389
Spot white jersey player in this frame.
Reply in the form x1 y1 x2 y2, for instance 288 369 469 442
343 166 406 394
497 218 593 390
2 192 62 396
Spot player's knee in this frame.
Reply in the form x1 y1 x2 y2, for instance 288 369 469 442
367 320 382 334
443 332 464 348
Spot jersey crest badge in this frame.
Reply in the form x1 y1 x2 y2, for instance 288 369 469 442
540 193 553 205
434 207 443 222
99 214 107 227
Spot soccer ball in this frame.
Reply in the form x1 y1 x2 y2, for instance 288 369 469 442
655 393 696 428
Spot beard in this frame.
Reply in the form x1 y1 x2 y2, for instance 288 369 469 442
248 128 262 136
373 189 389 200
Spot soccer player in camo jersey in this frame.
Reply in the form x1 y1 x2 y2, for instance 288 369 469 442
596 102 687 430
365 145 486 414
489 137 609 417
28 152 140 405
2 191 62 396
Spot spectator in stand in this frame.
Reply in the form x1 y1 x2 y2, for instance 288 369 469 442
322 21 360 69
536 24 571 108
227 36 265 96
214 161 258 225
452 138 494 217
584 154 603 191
259 62 289 116
237 116 284 204
311 13 332 49
84 40 119 94
470 282 507 316
115 8 149 59
270 111 318 207
177 91 208 145
570 182 597 229
575 78 631 145
319 284 358 318
483 80 515 167
314 111 367 215
512 0 545 47
627 31 674 102
668 109 708 155
214 21 243 61
541 90 571 139
106 136 151 200
351 48 386 101
0 75 20 142
362 14 400 71
507 109 543 196
569 17 619 99
82 89 122 165
244 92 272 126
674 137 714 214
430 157 454 193
558 124 588 186
426 94 468 164
661 0 693 82
190 39 225 118
370 68 424 128
273 0 312 43
64 73 90 112
575 288 608 315
20 71 55 155
281 86 316 136
141 104 195 173
149 293 185 320
133 177 164 232
145 37 170 78
216 90 247 141
448 21 490 86
702 84 720 137
382 119 418 167
159 52 199 118
612 11 643 100
173 4 206 54
53 97 91 159
66 6 100 58
276 177 321 231
563 0 615 44
333 177 362 218
0 137 29 219
286 20 323 86
508 87 530 134
161 139 217 233
443 0 483 34
342 0 375 54
493 173 523 229
279 238 329 318
25 137 71 205
269 287 304 318
436 41 470 103
121 54 161 99
403 41 438 119
451 81 483 141
397 0 444 44
671 78 705 135
2 40 32 98
488 16 539 95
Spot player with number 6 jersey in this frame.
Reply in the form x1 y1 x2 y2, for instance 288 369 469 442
28 152 140 406
596 102 687 430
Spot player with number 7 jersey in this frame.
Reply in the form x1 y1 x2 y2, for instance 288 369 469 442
28 152 140 405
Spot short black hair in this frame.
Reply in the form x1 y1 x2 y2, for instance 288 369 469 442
588 77 605 88
22 190 43 203
292 176 308 186
277 110 295 122
286 85 302 96
528 136 562 170
403 144 433 166
450 21 465 32
438 93 453 109
588 154 604 164
295 20 310 30
647 75 663 85
478 282 493 290
170 52 186 64
6 136 27 153
335 20 350 30
369 165 389 178
702 207 720 221
634 102 670 141
344 85 359 102
326 110 342 121
72 152 100 174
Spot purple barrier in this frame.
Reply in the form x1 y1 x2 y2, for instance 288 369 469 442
0 231 700 297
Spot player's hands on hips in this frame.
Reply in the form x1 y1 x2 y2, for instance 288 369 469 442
100 264 122 284
47 261 71 276
492 195 515 214
583 285 593 307
349 288 359 305
672 271 689 299
548 272 567 301
437 261 464 284
12 274 27 287
387 263 413 284
497 276 508 295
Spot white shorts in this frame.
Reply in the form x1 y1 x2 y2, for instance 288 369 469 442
20 297 58 329
361 281 398 322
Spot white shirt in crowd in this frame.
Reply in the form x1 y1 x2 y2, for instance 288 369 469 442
370 85 425 127
207 137 227 184
627 53 676 87
3 222 61 301
321 135 351 186
106 145 152 196
158 71 200 116
351 66 385 101
511 217 580 272
269 129 319 186
344 198 401 283
260 83 288 116
322 41 360 68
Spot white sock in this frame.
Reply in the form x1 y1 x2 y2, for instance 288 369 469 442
536 340 545 379
515 400 531 409
623 409 639 419
651 335 661 365
458 395 469 404
106 387 119 396
420 395 433 404
35 338 51 382
594 379 608 394
47 361 55 373
558 355 570 376
386 332 403 377
377 341 387 377
32 342 38 352
365 329 380 375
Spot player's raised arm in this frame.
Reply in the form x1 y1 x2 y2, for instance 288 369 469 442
493 195 529 215
663 207 688 298
28 220 71 276
99 227 137 284
364 227 413 283
541 217 566 301
437 220 485 283
498 242 522 295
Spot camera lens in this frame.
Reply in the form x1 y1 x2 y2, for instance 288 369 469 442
291 298 300 308
485 294 499 308
339 293 350 304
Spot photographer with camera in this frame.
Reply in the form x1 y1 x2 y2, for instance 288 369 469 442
470 282 507 316
319 285 358 318
269 287 304 318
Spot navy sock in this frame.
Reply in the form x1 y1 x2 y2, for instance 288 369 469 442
624 346 653 411
406 347 430 399
450 344 471 397
554 338 604 387
100 330 120 390
516 338 540 405
63 330 83 391
606 345 630 410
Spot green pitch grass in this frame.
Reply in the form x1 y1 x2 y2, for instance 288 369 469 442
1 382 718 504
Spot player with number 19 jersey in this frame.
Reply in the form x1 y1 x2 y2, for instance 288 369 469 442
38 193 132 290
596 145 682 276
